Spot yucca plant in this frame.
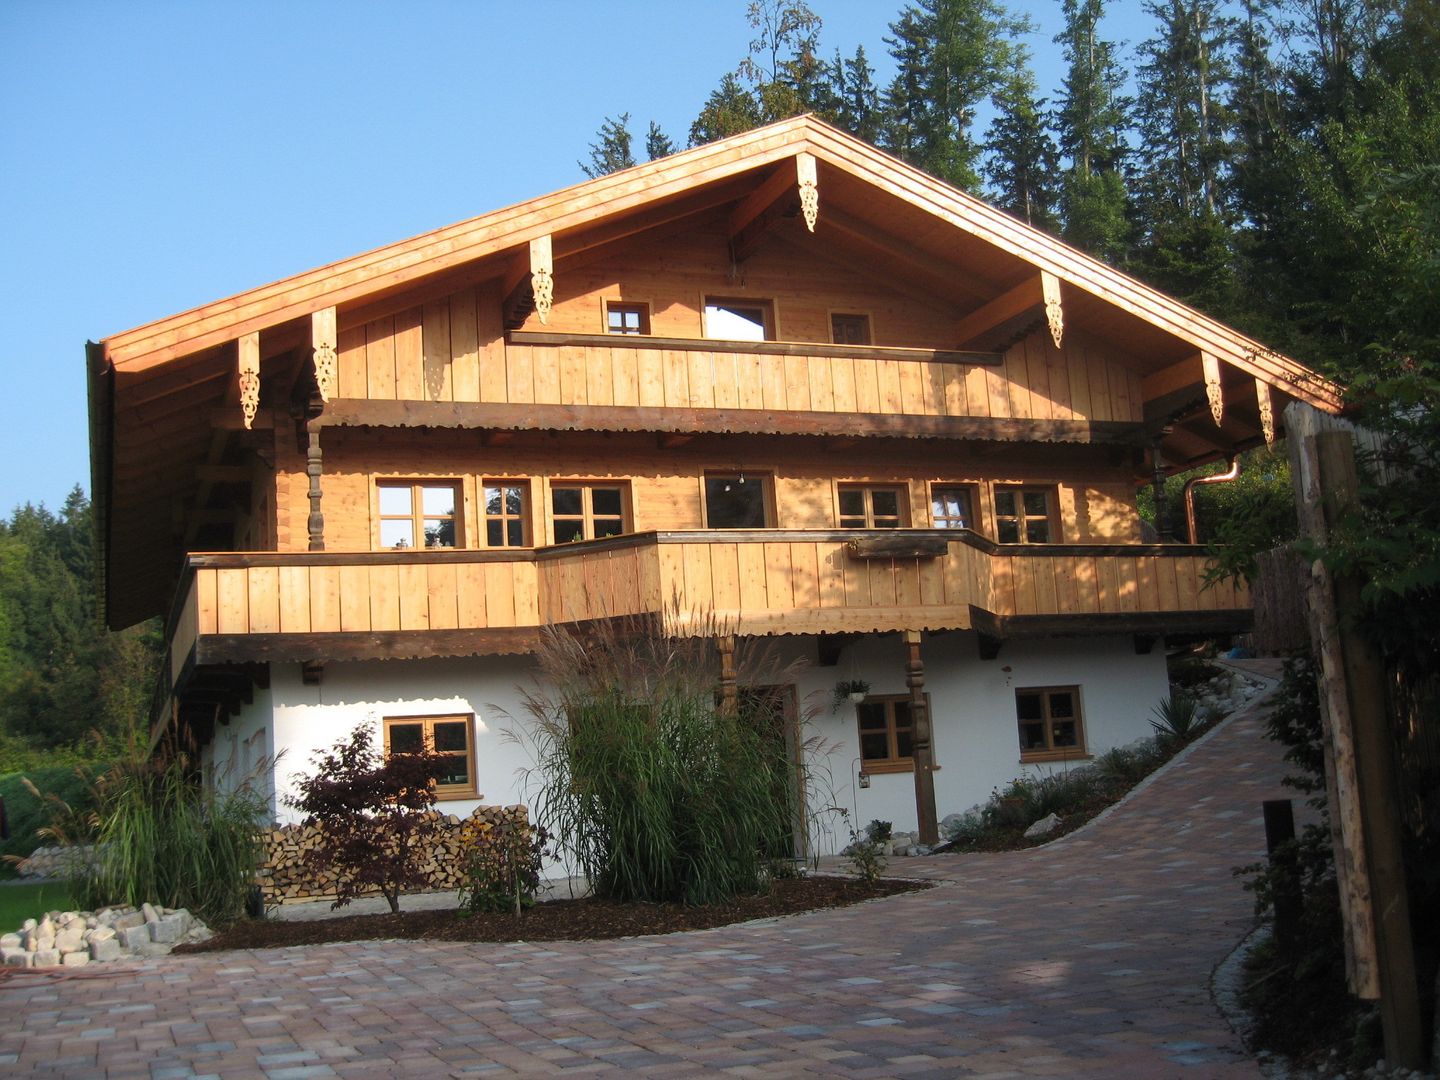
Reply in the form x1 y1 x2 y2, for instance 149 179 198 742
510 611 832 906
1150 694 1202 745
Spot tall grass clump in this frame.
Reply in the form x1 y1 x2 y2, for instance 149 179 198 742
512 612 830 906
67 755 265 923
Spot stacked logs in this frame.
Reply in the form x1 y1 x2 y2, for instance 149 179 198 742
257 804 530 905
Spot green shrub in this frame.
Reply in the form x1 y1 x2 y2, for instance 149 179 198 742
73 755 265 924
1150 694 1202 745
1094 744 1164 788
844 825 887 883
458 819 551 916
513 615 826 906
0 764 104 862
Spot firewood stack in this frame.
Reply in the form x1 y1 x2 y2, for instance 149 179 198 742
256 804 530 905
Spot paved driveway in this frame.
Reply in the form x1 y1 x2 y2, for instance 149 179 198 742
2 677 1286 1078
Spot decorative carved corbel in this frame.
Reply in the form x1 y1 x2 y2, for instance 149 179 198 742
1202 352 1224 426
311 307 337 403
796 152 818 233
1256 377 1276 445
237 332 260 430
1041 270 1064 349
530 235 553 325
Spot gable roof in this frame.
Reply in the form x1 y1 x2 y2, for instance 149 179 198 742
89 114 1343 629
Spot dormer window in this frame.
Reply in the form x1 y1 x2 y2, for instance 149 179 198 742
606 301 650 335
704 298 775 342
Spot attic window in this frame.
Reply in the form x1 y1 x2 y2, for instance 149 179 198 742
704 298 774 342
830 312 871 345
606 301 650 335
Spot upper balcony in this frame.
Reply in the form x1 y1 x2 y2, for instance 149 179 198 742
161 528 1250 707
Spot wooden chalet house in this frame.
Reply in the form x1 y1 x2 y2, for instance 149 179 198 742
88 116 1342 847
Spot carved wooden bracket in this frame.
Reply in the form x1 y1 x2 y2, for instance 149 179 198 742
1256 377 1276 445
530 235 553 325
237 332 260 430
796 152 818 232
1041 271 1064 349
311 307 337 403
1202 352 1224 426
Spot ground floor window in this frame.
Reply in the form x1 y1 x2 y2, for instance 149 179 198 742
1015 687 1086 761
383 714 477 798
855 694 917 773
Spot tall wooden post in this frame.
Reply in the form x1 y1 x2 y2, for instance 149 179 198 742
903 630 938 844
1293 421 1423 1068
305 412 324 552
717 634 737 716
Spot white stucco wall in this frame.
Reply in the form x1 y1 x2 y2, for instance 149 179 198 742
199 682 275 811
222 630 1167 864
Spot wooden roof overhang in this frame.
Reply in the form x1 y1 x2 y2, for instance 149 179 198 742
91 114 1343 630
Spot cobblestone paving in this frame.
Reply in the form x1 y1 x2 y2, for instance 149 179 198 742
2 674 1286 1078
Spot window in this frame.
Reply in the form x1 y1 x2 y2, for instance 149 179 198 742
704 472 771 528
482 480 530 547
551 482 629 543
856 695 918 772
994 486 1056 543
378 480 462 549
930 485 976 530
704 297 774 341
838 484 907 529
384 715 477 798
830 312 871 345
606 301 650 335
1016 687 1086 761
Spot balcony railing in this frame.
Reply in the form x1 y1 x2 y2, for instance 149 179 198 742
161 530 1248 690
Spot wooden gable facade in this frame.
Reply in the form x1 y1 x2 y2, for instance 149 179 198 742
86 116 1342 749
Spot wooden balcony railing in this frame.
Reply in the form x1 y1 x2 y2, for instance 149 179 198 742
162 530 1249 694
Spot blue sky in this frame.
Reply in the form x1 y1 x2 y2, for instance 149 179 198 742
0 0 1163 514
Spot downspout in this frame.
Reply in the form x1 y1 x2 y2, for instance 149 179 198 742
1183 456 1241 544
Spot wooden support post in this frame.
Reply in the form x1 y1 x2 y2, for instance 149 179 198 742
1295 425 1424 1067
305 415 324 552
718 634 738 716
903 630 939 845
1262 799 1303 953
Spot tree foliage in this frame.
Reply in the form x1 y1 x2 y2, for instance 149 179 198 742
578 113 637 178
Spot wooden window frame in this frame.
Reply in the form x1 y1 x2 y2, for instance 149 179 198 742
993 485 1061 544
836 483 909 529
829 311 872 346
382 713 478 799
702 296 777 342
928 482 980 532
604 299 651 336
700 470 776 529
1015 686 1088 763
375 478 464 551
480 478 532 548
855 693 929 774
549 480 631 544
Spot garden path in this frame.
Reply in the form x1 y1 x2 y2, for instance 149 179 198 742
1 665 1288 1078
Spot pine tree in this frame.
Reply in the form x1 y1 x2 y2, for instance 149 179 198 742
645 122 676 162
982 54 1061 231
738 0 828 122
1053 0 1131 261
882 0 1031 190
579 114 637 178
690 73 764 146
828 45 882 144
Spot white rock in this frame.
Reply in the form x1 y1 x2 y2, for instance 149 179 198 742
3 950 33 968
31 948 61 968
141 903 159 924
0 933 20 949
55 928 86 954
90 938 122 963
1024 812 1063 839
88 926 116 943
61 951 89 967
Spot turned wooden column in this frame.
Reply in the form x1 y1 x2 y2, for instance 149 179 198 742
305 413 325 552
904 629 939 844
718 634 738 716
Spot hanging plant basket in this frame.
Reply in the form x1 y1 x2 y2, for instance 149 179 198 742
833 679 871 708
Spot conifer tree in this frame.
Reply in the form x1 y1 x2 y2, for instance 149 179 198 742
689 73 765 146
828 45 882 143
983 54 1061 231
645 122 676 162
579 114 637 178
1053 0 1131 261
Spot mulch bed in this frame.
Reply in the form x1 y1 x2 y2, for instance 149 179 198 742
176 876 927 953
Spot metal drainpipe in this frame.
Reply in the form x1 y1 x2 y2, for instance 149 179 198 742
1182 456 1241 544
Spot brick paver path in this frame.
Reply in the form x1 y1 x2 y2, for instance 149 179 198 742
2 678 1288 1078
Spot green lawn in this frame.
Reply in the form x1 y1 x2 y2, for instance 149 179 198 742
0 880 77 931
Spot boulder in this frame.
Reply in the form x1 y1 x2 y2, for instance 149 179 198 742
90 938 122 963
1024 812 1063 839
61 951 89 967
31 948 61 968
